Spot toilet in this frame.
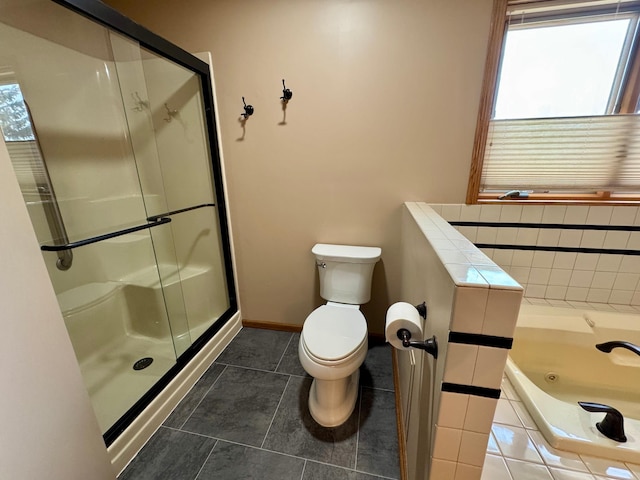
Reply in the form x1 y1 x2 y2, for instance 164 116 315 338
298 243 381 427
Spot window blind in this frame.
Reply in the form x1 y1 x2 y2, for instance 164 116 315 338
481 114 640 192
6 140 47 195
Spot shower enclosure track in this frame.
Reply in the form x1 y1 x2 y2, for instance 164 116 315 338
39 203 215 252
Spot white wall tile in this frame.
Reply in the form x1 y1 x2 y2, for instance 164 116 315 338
574 253 599 270
459 431 491 467
532 251 555 268
512 250 534 267
579 231 605 248
566 287 588 302
476 227 497 244
455 463 483 480
438 392 469 429
627 232 640 249
570 270 595 288
506 266 529 285
596 254 623 272
500 206 522 222
496 228 518 244
609 290 634 305
552 252 577 270
473 347 509 389
610 206 637 225
560 230 584 248
483 289 522 337
477 266 522 290
603 231 630 249
587 288 610 303
464 396 498 434
537 229 561 247
549 269 572 286
445 264 490 288
515 228 539 245
451 287 489 334
613 273 640 291
541 206 567 223
525 284 547 298
529 268 551 285
430 458 457 480
564 206 589 224
460 205 482 222
442 205 463 222
491 249 513 268
479 205 502 222
443 343 479 385
433 426 463 461
586 206 614 225
458 226 478 242
520 205 544 223
493 398 522 426
620 256 640 273
590 272 616 290
545 285 567 300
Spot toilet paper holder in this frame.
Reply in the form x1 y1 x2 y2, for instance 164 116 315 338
397 329 438 359
397 302 437 359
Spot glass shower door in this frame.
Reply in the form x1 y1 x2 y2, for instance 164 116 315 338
0 2 192 434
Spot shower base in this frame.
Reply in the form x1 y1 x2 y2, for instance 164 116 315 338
58 263 225 434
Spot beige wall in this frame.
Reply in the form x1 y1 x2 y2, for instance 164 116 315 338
0 136 114 478
106 0 494 333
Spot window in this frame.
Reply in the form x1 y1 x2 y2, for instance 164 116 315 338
0 79 45 197
467 0 640 204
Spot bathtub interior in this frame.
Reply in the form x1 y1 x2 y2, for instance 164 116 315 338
506 303 640 464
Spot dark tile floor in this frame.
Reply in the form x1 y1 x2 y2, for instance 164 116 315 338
119 328 400 480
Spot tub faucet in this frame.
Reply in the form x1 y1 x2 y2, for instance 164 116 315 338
578 401 627 442
596 340 640 356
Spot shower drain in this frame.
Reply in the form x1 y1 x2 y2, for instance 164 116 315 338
133 357 154 371
545 372 559 383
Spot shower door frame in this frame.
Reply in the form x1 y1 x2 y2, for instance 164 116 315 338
49 0 238 446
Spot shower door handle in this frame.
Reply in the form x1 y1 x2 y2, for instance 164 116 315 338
41 217 172 252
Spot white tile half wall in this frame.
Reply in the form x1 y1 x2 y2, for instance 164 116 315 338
430 204 640 306
399 203 523 480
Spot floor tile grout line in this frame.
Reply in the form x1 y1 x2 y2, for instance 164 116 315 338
274 332 295 373
299 460 307 480
214 361 291 377
355 385 363 471
160 428 397 479
261 374 292 449
193 438 218 480
177 364 229 431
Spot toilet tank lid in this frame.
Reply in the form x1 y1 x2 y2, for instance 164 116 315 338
312 244 381 263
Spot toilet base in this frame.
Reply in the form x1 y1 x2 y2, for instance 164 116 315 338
308 369 360 427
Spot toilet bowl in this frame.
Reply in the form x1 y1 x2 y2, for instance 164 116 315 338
299 303 368 427
298 243 381 427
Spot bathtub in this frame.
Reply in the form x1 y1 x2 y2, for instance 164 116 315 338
505 303 640 464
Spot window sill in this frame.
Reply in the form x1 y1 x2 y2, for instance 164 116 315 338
475 192 640 205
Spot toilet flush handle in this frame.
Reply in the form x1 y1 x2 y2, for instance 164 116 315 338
316 261 326 268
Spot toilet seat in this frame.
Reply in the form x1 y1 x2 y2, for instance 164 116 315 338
301 304 367 363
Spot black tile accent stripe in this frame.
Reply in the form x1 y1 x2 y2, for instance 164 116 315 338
450 221 640 232
448 332 513 349
474 243 640 256
442 382 501 399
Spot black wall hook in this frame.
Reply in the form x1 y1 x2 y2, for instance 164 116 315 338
241 97 254 118
280 79 293 101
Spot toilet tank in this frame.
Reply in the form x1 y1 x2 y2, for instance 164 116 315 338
312 244 381 305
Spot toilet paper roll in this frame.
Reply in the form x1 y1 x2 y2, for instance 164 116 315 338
385 301 424 350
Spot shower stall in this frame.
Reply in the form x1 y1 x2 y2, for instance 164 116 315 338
0 0 236 445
